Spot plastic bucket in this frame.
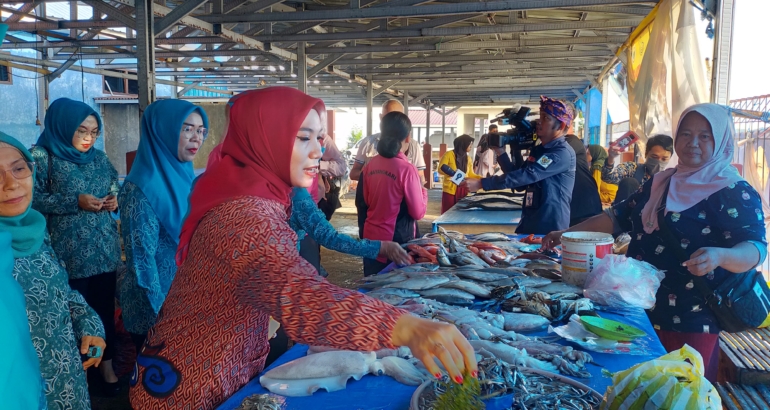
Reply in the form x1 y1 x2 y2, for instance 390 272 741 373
561 232 613 287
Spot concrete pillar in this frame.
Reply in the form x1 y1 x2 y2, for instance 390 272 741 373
441 106 446 145
583 91 591 142
366 75 373 136
439 144 447 159
403 90 409 115
297 41 307 94
136 0 156 111
426 104 431 146
326 109 335 139
423 142 432 189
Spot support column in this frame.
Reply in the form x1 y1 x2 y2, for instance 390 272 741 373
440 106 447 159
37 3 48 129
600 78 609 146
135 0 156 111
403 90 410 115
426 103 431 144
710 0 735 105
297 41 307 94
69 2 78 38
366 75 373 136
583 90 591 142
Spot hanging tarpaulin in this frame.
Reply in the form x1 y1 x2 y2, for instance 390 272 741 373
621 0 709 141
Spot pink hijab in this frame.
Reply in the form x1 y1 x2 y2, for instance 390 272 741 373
641 103 744 234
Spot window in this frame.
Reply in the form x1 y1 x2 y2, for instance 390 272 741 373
0 66 11 85
103 70 138 94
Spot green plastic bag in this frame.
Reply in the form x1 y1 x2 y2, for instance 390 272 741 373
601 345 721 410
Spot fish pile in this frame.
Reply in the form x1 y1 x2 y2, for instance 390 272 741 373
235 394 285 410
455 193 524 211
417 358 601 410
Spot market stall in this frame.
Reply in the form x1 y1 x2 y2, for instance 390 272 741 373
218 233 668 410
432 192 523 234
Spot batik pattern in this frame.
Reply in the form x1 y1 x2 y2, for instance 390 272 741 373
13 240 105 410
290 188 380 259
30 147 121 280
118 181 180 335
129 197 406 409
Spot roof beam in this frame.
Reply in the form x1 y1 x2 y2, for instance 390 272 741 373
83 0 137 29
154 0 208 35
307 54 344 77
338 49 611 65
373 80 401 97
198 0 652 24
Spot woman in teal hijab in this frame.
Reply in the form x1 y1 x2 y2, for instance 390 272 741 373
0 132 106 410
30 97 122 394
119 99 209 353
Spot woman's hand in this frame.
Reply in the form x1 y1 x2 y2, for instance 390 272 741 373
380 241 412 266
81 335 107 370
683 247 723 276
391 315 477 384
541 230 565 250
78 194 104 212
102 195 118 212
606 146 621 166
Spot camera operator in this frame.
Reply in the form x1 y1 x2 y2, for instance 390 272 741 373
466 96 576 235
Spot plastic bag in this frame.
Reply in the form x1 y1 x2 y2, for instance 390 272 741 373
583 255 664 309
601 345 721 410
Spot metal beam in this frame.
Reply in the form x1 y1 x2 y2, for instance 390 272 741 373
338 49 611 65
366 75 373 136
306 35 628 54
83 0 137 29
177 81 201 97
297 41 307 93
154 0 207 35
373 80 401 97
198 0 652 23
46 57 77 82
307 54 344 77
4 1 41 24
135 0 156 110
230 0 285 15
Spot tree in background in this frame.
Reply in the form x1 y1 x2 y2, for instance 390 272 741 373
348 125 363 148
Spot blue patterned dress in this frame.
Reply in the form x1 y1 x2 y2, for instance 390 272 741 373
289 188 380 259
118 181 180 335
30 147 121 279
613 180 767 334
13 239 105 410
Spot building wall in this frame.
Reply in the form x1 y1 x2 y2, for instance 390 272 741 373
102 104 141 175
191 102 227 170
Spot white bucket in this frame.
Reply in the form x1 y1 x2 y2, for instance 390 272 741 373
561 232 614 287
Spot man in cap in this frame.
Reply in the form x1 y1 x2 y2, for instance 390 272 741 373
466 96 576 234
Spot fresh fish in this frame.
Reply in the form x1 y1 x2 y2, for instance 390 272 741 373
400 263 441 272
383 275 452 290
369 294 407 306
439 280 492 298
538 282 583 295
307 346 413 360
365 288 420 298
512 276 552 288
469 340 557 373
468 232 512 242
403 238 442 246
479 267 526 277
453 270 509 282
418 287 475 300
486 278 517 287
528 268 562 280
436 244 453 267
380 356 426 386
500 312 550 332
428 296 474 306
358 272 407 287
505 258 531 266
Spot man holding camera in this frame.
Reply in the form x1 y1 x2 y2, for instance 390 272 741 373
466 96 576 234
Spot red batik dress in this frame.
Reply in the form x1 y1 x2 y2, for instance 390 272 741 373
129 196 406 409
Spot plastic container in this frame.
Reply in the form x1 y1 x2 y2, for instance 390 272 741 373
561 232 613 287
580 316 646 342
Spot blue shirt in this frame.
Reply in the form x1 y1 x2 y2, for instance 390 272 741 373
613 180 767 334
118 181 180 334
481 137 576 234
290 188 381 260
30 147 121 279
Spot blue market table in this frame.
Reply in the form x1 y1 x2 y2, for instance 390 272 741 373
432 206 522 234
217 307 665 410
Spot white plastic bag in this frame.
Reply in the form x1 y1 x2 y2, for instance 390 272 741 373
583 254 665 309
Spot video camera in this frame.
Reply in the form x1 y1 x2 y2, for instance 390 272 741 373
487 106 537 150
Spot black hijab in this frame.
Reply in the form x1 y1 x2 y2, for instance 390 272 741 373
453 134 474 172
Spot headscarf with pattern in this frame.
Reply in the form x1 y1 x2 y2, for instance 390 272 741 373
540 96 573 129
36 98 102 164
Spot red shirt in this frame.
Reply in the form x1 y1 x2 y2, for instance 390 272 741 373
362 153 427 260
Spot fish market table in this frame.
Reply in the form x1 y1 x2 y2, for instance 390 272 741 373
217 308 666 410
432 206 522 234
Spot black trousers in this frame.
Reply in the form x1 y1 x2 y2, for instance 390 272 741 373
265 327 289 368
69 271 117 361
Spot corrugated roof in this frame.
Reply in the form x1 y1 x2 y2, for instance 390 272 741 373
408 110 458 126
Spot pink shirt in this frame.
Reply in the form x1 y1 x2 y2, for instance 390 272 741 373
362 153 427 259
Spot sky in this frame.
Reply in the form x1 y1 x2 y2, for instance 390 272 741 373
729 0 770 99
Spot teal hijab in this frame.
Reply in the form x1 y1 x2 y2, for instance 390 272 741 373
125 100 209 243
0 133 46 258
36 98 102 164
0 231 44 408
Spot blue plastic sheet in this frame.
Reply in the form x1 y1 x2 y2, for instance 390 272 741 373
216 307 665 410
432 208 522 232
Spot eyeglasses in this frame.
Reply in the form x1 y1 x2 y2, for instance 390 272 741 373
0 161 34 185
75 127 101 141
182 123 208 142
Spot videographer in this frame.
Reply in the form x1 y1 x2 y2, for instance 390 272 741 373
466 96 576 234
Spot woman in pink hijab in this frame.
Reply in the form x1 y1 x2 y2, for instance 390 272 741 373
541 103 767 381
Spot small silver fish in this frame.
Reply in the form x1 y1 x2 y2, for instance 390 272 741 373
538 282 583 295
366 288 420 298
439 280 492 298
453 270 509 282
383 275 452 290
513 276 552 288
500 312 550 332
419 287 475 300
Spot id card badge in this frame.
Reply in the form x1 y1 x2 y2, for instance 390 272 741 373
451 170 466 185
525 191 534 207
